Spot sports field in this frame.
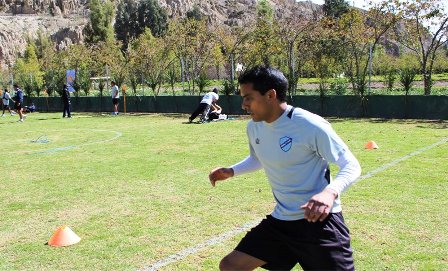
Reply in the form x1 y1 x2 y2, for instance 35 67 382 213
0 113 447 271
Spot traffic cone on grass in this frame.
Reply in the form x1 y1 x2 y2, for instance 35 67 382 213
48 226 81 247
365 141 379 149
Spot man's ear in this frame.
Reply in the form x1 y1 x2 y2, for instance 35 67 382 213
267 89 277 100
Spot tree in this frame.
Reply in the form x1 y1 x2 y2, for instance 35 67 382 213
310 25 343 99
166 61 180 96
399 67 417 96
137 0 168 37
166 19 216 94
84 0 115 44
186 4 203 21
275 1 320 98
13 44 44 97
338 3 399 110
42 48 66 97
115 0 140 50
394 0 448 95
34 33 65 97
129 29 174 97
244 0 282 66
323 0 350 18
214 22 253 95
115 0 167 50
34 30 53 61
65 44 93 96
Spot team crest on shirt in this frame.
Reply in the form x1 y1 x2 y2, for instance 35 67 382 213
279 136 293 152
256 138 260 144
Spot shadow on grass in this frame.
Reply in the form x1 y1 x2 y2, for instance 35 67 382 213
36 117 62 121
366 118 447 129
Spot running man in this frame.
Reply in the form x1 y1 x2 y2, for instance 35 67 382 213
209 65 361 271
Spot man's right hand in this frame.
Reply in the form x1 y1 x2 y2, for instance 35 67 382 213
209 167 234 187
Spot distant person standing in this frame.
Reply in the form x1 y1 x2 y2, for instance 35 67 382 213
62 84 72 118
13 84 25 122
1 89 14 117
189 88 219 123
111 81 119 116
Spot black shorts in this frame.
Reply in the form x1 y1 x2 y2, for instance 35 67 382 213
235 213 354 270
2 104 9 109
15 102 22 110
112 98 119 105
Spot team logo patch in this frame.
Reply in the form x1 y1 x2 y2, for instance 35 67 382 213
279 136 292 152
256 138 260 144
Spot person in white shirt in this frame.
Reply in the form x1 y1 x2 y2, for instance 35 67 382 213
209 65 361 271
111 81 120 116
189 88 219 123
1 89 14 117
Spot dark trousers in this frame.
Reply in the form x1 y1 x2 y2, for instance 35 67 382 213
189 103 210 122
63 103 71 117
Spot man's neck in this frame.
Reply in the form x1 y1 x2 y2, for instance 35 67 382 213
265 102 288 123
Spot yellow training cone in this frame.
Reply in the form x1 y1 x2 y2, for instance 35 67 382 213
48 226 81 247
365 141 379 149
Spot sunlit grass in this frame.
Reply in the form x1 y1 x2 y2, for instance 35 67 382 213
0 113 446 270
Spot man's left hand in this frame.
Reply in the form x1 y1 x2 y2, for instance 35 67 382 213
300 188 338 223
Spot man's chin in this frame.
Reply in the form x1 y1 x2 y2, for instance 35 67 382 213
250 115 262 122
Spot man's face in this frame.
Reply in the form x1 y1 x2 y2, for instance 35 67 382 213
240 83 273 122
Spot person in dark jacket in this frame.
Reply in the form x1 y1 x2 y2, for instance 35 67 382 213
62 84 71 118
13 84 25 122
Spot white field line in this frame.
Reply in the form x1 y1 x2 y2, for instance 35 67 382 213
140 137 448 271
353 137 448 184
31 129 122 155
139 221 261 271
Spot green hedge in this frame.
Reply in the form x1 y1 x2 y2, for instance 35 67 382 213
26 95 447 120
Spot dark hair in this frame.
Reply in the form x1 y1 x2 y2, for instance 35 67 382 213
238 65 288 102
13 84 19 88
111 81 116 85
3 89 8 92
212 88 218 94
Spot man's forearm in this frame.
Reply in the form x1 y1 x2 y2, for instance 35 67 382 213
326 150 361 196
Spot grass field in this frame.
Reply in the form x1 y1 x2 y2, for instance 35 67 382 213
0 113 447 271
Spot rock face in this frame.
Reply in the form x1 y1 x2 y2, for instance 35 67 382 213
0 0 87 15
0 14 87 67
158 0 320 26
0 0 320 68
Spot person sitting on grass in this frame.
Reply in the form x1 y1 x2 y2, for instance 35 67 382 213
23 102 36 113
208 102 222 121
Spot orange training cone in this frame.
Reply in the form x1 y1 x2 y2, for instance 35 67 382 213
365 141 379 149
48 226 81 247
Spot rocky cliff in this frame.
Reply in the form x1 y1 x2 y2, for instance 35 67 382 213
0 0 320 68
